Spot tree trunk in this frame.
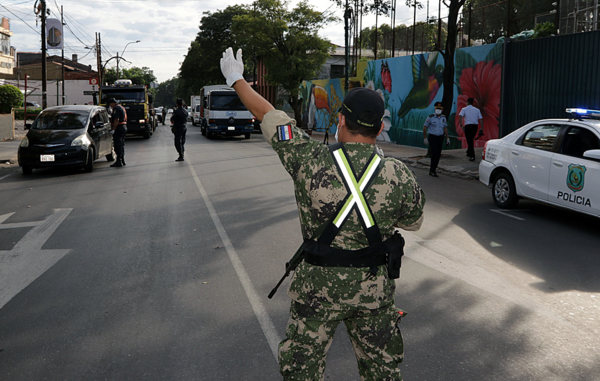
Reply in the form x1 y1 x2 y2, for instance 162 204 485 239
290 95 302 127
441 0 465 119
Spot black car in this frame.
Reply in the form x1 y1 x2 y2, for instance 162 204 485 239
18 105 115 174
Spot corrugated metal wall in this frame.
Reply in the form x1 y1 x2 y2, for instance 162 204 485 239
500 30 600 137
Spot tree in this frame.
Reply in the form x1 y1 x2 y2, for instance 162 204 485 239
178 6 250 101
440 0 467 118
0 84 23 114
233 0 335 122
154 77 180 108
104 66 156 86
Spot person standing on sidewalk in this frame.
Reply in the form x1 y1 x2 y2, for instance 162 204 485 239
423 102 450 177
171 98 188 162
161 107 167 125
108 98 127 167
459 98 483 161
220 47 425 381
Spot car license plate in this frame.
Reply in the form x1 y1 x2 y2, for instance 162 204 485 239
228 126 235 131
40 154 55 162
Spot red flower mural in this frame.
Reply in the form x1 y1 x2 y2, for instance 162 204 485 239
455 60 501 147
381 61 392 93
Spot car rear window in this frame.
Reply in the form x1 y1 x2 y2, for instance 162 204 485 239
32 110 89 130
520 124 562 151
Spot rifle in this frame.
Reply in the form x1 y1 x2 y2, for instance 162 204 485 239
267 243 305 299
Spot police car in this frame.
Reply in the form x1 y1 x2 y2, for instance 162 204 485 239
479 108 600 218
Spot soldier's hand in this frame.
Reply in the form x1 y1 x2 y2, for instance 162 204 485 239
220 47 244 88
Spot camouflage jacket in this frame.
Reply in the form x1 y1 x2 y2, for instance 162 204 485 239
262 110 425 311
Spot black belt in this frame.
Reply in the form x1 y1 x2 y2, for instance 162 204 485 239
302 236 398 268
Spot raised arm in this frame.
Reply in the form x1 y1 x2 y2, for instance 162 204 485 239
220 47 274 121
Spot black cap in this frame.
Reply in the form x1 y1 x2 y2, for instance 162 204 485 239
341 87 385 128
106 98 117 105
176 98 183 106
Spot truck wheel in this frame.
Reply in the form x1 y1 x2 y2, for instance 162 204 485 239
206 131 213 139
492 172 518 209
245 133 251 139
143 130 151 139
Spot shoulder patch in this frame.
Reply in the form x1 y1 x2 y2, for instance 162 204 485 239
277 125 293 141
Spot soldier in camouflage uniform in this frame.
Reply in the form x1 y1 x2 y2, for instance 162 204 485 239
220 48 425 381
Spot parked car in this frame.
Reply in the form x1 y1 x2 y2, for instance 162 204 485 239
23 101 41 109
18 105 115 174
479 108 600 218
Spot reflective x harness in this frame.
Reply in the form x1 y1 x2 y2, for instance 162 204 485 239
302 143 404 277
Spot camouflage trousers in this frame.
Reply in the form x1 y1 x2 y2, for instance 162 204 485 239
278 300 404 381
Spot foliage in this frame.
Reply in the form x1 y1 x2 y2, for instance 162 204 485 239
533 22 556 38
232 0 335 122
154 77 180 108
0 84 24 114
361 21 440 56
104 66 157 86
14 107 42 120
178 6 250 101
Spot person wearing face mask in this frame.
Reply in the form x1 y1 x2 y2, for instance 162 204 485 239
423 102 450 177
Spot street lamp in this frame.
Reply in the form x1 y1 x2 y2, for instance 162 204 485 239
116 40 141 79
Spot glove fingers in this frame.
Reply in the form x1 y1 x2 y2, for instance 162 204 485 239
236 48 243 62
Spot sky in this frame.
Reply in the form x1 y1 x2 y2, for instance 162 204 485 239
1 0 447 83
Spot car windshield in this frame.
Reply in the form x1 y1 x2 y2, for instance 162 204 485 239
32 110 89 130
210 94 247 111
101 91 145 103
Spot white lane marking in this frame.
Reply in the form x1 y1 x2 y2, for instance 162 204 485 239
186 160 282 360
0 209 72 309
490 209 528 220
0 174 10 181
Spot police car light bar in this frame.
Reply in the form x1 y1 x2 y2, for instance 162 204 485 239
566 108 600 119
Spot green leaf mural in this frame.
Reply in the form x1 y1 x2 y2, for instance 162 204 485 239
454 49 478 93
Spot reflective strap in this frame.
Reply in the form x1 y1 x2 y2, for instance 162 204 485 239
332 149 381 229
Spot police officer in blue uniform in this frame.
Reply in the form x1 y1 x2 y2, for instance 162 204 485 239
423 102 450 177
108 98 127 167
171 98 188 162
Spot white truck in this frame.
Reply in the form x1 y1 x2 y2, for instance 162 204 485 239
190 95 201 126
198 85 255 139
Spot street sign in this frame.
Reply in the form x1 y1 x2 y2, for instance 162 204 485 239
89 78 98 85
83 90 98 95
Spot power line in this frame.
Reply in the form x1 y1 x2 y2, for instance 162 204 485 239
0 4 40 34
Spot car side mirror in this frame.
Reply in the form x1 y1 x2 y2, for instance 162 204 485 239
25 123 31 130
583 149 600 160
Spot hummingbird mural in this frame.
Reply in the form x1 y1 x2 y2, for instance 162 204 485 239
397 52 444 119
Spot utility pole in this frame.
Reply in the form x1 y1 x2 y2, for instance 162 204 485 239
41 0 48 109
116 52 119 79
391 0 396 57
412 1 417 55
96 33 102 85
61 5 65 104
344 1 351 93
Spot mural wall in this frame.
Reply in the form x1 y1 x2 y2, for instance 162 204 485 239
301 43 503 150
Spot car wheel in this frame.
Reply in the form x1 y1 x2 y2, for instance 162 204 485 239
206 131 213 139
492 172 518 209
106 143 116 161
83 148 94 173
22 166 32 175
245 133 251 139
143 130 151 139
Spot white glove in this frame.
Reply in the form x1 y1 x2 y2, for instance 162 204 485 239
423 138 429 145
220 47 244 87
446 138 451 145
110 130 114 135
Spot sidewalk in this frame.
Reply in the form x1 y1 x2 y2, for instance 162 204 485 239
0 120 26 165
309 131 482 180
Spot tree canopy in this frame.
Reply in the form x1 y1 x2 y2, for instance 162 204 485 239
232 0 335 121
104 66 156 86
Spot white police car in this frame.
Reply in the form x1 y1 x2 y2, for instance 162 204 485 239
479 108 600 218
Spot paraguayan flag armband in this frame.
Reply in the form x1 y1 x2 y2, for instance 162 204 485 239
277 125 294 141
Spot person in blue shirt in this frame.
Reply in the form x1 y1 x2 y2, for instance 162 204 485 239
171 98 188 162
423 102 450 177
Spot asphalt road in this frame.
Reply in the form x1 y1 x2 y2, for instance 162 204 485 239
0 125 599 380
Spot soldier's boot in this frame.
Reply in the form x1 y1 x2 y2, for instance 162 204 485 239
121 155 126 166
176 153 184 162
110 158 123 168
